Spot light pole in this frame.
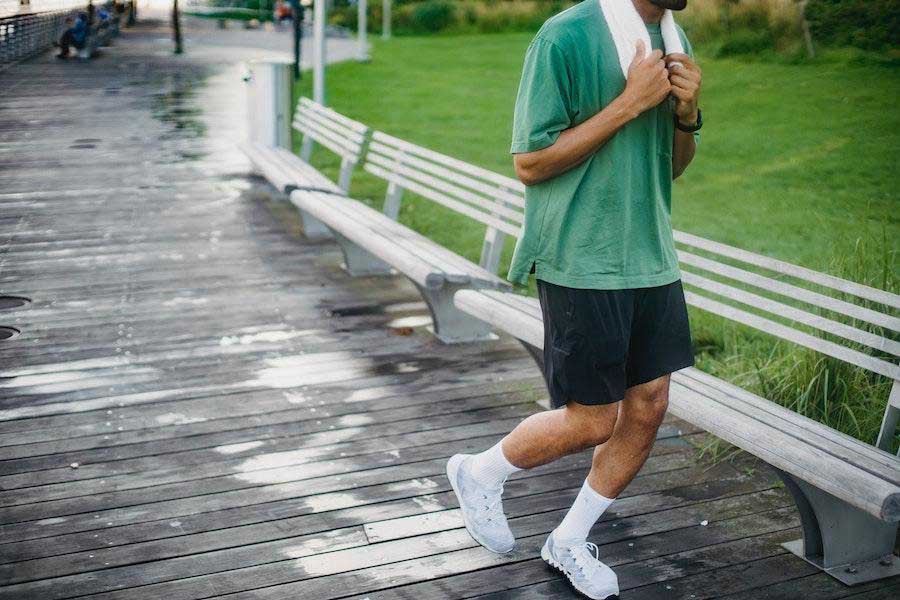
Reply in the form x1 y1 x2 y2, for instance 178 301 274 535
382 0 390 39
312 0 326 104
357 0 368 61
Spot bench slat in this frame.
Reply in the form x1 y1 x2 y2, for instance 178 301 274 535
669 380 899 521
293 118 362 161
371 130 525 193
293 114 364 153
677 367 900 476
676 230 900 311
314 192 506 283
298 97 369 135
681 271 900 357
365 152 525 225
364 163 521 238
679 250 900 332
292 192 507 290
684 290 900 380
294 108 368 146
367 141 526 209
267 146 340 189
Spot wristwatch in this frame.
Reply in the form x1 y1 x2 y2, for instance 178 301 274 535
675 109 702 133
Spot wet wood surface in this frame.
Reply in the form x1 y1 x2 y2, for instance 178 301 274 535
2 20 890 600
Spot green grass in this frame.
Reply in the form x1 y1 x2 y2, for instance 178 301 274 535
292 34 899 450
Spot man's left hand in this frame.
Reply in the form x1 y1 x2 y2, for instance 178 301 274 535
664 53 701 125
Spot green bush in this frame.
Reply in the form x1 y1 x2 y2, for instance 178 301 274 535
715 27 775 56
805 0 900 51
411 0 457 33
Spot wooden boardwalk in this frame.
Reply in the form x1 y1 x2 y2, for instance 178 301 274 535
1 22 895 600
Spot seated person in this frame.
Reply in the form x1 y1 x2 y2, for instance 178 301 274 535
57 13 88 58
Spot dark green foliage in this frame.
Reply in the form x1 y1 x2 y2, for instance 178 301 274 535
715 28 775 57
410 0 457 32
805 0 900 50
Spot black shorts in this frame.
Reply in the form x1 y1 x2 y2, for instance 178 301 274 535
537 279 695 409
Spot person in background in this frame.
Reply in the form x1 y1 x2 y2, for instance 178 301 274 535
57 13 88 59
274 0 293 29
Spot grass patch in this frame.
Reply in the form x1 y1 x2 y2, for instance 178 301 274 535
293 33 899 450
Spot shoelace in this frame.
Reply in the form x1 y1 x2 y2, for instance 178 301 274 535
569 541 601 578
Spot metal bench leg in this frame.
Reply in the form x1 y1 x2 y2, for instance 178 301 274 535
774 468 900 585
298 211 334 241
333 233 393 276
414 282 496 344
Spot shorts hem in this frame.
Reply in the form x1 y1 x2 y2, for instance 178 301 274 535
626 358 696 390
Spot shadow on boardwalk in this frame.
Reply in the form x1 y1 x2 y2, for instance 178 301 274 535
1 19 892 600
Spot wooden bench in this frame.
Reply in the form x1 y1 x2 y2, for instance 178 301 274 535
241 97 369 240
455 231 900 585
290 131 523 343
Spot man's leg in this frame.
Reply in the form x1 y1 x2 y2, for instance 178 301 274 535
589 374 669 496
445 401 617 554
58 31 74 57
554 374 670 543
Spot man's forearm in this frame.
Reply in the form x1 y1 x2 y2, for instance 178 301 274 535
514 95 639 186
672 128 696 180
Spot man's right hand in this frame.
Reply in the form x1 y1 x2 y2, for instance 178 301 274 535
621 40 671 117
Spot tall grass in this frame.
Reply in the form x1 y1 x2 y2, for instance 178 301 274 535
679 0 806 55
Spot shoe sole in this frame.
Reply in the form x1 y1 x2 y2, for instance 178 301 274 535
541 540 619 600
446 454 514 555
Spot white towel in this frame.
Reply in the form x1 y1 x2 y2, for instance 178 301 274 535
598 0 684 77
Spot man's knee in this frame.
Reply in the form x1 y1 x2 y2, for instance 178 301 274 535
624 376 670 429
562 401 617 447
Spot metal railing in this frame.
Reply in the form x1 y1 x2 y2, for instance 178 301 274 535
0 1 130 72
1 8 73 69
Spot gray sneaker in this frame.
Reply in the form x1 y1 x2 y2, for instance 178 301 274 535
446 453 515 554
542 529 619 600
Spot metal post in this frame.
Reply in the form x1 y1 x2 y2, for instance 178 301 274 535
357 0 367 61
290 0 301 78
312 0 326 104
382 0 390 39
172 0 183 54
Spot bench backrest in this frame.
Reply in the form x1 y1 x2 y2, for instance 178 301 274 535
674 230 900 454
294 97 369 193
363 131 526 274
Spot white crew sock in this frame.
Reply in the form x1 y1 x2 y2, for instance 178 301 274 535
466 439 522 489
554 479 616 543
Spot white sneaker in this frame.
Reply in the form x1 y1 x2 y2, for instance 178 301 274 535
541 529 620 600
446 453 515 554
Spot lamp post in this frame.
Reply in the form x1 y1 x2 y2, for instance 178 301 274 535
357 0 368 61
290 0 306 79
382 0 390 39
312 0 326 104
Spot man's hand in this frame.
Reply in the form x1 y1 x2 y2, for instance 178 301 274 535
664 53 701 124
621 40 671 118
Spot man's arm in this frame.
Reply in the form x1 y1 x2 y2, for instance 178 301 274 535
514 40 671 186
666 52 702 180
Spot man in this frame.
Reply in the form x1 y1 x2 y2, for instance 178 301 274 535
57 13 88 59
446 0 702 598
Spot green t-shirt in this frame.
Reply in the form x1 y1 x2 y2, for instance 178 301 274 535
508 0 692 290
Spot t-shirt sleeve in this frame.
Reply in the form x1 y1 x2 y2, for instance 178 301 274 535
510 37 572 155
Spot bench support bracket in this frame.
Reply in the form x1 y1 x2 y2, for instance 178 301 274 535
299 211 334 241
333 233 393 277
775 468 900 585
414 282 496 344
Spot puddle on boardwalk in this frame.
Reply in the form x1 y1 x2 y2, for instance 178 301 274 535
149 73 210 162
